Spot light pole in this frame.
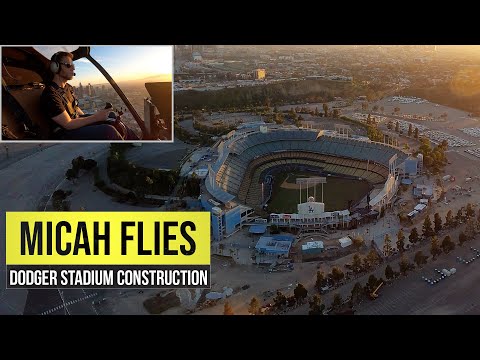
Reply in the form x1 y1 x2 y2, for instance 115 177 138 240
261 182 264 205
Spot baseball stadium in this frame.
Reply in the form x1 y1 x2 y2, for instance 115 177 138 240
201 124 409 240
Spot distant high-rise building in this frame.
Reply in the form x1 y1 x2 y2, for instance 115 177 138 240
78 82 84 98
192 52 203 61
253 69 266 80
87 83 93 97
192 45 203 54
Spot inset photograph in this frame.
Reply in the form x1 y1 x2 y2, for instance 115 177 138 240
2 46 173 141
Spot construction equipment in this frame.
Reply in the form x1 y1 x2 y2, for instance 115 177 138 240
369 282 384 300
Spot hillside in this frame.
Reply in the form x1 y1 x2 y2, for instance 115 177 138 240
175 79 386 111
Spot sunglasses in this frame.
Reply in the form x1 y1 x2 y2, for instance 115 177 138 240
59 62 74 68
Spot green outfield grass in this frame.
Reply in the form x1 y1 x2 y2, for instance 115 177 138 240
267 172 371 213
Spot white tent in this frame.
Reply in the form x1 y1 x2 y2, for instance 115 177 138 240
338 236 353 248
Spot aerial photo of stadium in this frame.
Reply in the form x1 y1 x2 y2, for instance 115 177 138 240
3 45 480 315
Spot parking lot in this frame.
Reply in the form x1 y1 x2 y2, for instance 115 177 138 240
355 238 480 315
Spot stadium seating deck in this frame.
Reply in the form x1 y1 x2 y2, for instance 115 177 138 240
207 129 407 205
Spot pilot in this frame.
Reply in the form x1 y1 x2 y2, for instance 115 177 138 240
40 51 132 140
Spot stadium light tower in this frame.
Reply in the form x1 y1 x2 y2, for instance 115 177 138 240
296 177 326 203
261 182 264 204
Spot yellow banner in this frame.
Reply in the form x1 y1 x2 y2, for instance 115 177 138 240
6 212 210 265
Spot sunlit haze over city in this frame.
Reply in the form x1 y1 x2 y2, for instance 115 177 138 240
76 46 172 86
35 45 173 86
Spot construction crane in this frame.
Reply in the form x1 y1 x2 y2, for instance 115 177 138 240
369 282 384 300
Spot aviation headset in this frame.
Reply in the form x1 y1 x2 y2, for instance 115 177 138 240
50 52 73 74
50 52 61 74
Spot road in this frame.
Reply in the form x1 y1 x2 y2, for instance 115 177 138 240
0 143 109 315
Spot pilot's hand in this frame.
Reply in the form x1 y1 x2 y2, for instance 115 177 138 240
96 108 113 122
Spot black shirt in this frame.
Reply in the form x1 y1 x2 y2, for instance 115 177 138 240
40 82 79 131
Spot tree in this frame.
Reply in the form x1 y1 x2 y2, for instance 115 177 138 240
294 283 308 303
434 213 442 234
362 257 372 272
315 271 326 292
384 264 394 280
308 294 325 315
459 231 467 246
331 293 343 310
71 156 85 172
223 302 234 315
466 203 475 219
350 282 363 304
352 236 364 250
383 234 393 257
445 210 454 228
286 296 296 307
430 237 442 260
380 206 385 218
456 209 464 224
366 249 380 267
399 255 411 275
248 297 259 315
274 113 284 124
273 291 287 309
414 127 419 139
408 123 413 136
330 267 345 284
396 230 405 254
414 250 428 267
422 216 434 239
352 254 363 273
65 168 77 182
367 274 379 292
465 218 476 240
441 235 455 254
409 227 419 245
323 103 329 117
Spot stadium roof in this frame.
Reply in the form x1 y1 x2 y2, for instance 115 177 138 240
255 236 292 254
249 225 267 234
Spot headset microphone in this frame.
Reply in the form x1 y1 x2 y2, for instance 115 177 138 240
73 72 76 76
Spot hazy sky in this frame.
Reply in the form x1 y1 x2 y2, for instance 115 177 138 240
35 45 173 86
